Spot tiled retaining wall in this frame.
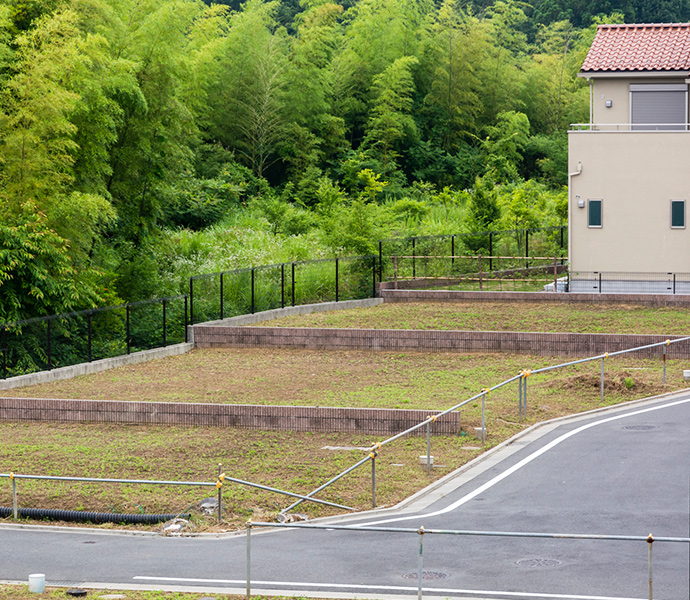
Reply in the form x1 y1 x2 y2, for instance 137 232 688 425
380 288 690 307
193 325 690 358
0 397 458 436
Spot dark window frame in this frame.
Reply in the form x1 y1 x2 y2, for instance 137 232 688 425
588 199 603 228
671 199 686 229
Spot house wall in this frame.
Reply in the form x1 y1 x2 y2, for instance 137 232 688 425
568 130 690 272
588 76 688 127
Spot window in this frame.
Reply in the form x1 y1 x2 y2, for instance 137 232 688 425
630 84 688 131
588 199 602 228
671 199 685 228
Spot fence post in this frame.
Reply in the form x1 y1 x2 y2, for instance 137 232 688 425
378 241 383 283
525 229 529 269
600 357 605 401
251 268 255 314
281 264 285 309
553 256 558 291
673 273 676 295
162 300 167 348
87 313 93 362
184 296 188 343
126 305 130 355
220 273 224 320
560 226 564 251
647 534 653 600
335 258 339 302
189 278 194 326
518 375 523 420
451 235 455 270
426 422 432 475
481 392 486 445
489 232 493 271
598 272 602 294
11 473 17 520
217 463 223 525
412 237 416 279
1 325 6 380
478 255 483 291
246 523 252 597
291 263 296 306
663 343 668 385
372 255 377 298
46 319 52 370
371 451 376 508
417 527 425 600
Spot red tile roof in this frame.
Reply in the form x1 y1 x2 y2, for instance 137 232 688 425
582 23 690 72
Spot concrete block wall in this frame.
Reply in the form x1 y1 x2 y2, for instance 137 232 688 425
0 397 458 436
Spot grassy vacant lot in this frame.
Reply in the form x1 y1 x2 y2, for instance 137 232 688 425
1 301 688 532
253 301 690 334
3 587 302 600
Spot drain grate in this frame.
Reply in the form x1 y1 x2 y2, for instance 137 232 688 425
623 425 658 431
516 558 561 568
402 571 448 580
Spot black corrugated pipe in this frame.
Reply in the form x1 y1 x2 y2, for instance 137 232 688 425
0 507 189 524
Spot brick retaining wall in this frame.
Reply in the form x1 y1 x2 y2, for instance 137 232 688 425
193 325 690 358
0 397 458 436
380 288 690 307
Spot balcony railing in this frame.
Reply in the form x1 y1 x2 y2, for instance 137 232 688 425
571 122 690 131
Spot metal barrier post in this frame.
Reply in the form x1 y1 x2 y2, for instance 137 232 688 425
372 255 376 298
647 534 653 600
1 325 6 379
126 305 130 355
481 392 486 445
371 451 376 508
281 264 285 309
189 278 194 325
335 258 339 302
518 375 523 420
162 299 167 347
598 272 602 293
426 422 431 475
417 526 425 600
251 268 255 314
246 523 252 597
291 263 296 307
11 473 17 519
412 237 416 279
220 272 224 320
663 345 667 385
46 319 52 370
600 357 605 401
378 241 383 283
184 296 188 343
217 464 223 525
87 313 92 362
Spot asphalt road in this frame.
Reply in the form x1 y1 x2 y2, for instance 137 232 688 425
2 392 690 600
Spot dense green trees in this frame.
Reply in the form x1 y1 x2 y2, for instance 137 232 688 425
0 0 672 320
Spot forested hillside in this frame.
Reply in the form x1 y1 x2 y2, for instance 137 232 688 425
0 0 686 322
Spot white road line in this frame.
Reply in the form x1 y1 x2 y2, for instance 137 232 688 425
356 396 690 527
133 576 644 600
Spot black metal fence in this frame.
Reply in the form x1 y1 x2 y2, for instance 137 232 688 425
569 271 690 294
190 255 378 325
1 296 188 380
378 226 567 283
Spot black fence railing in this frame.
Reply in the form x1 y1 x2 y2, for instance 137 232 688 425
1 296 188 380
569 271 690 294
190 256 378 325
378 226 567 283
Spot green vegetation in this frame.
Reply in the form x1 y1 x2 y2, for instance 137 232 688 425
254 301 690 334
3 0 677 321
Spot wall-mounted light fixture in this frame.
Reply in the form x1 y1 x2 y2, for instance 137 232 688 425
605 99 613 108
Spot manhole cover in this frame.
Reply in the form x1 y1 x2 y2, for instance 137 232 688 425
516 558 561 568
623 425 658 431
402 571 448 580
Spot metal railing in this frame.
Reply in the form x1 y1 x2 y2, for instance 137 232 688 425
279 336 690 514
1 295 188 380
189 255 377 325
246 521 688 600
570 271 690 294
571 122 690 132
378 226 567 284
1 466 355 525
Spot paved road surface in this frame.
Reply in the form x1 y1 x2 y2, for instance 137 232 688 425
2 393 689 600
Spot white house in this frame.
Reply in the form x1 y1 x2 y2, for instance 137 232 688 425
569 23 690 292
